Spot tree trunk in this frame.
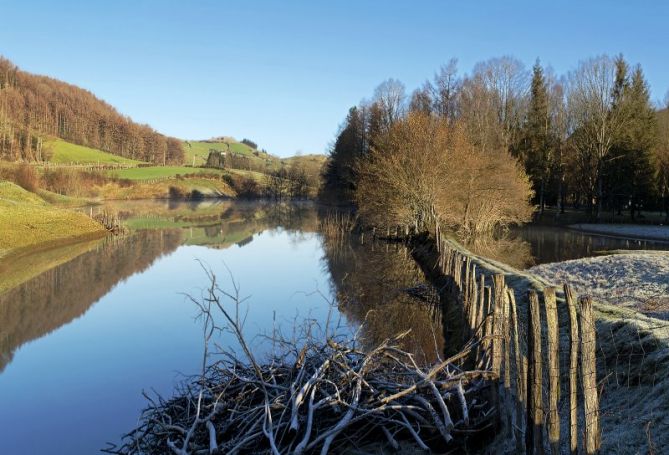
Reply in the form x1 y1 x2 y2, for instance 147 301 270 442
595 175 603 221
539 179 545 215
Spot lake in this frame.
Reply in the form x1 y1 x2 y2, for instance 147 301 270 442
2 200 668 454
0 201 442 454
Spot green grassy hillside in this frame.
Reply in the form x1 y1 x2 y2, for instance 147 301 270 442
0 181 105 257
47 139 143 165
183 138 267 165
109 166 225 181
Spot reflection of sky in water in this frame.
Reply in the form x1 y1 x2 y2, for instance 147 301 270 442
0 228 340 454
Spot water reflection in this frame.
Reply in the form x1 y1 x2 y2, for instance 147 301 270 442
320 228 445 364
3 201 667 454
464 225 669 269
0 202 333 455
0 230 182 373
464 234 535 269
510 225 669 266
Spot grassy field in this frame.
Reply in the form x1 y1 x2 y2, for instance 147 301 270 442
109 166 225 180
183 139 264 165
98 177 236 199
47 139 143 165
0 181 105 258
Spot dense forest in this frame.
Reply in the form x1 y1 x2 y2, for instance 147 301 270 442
0 57 184 164
324 55 669 230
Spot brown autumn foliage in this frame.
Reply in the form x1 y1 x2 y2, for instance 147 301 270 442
0 56 183 164
356 112 533 236
12 163 40 192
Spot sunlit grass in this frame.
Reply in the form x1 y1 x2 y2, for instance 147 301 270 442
48 139 143 165
109 166 225 180
0 181 105 258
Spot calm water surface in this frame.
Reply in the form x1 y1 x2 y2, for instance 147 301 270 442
467 224 669 269
0 201 439 454
2 201 668 453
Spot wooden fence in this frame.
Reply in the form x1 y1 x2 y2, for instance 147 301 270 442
31 161 143 171
435 235 601 455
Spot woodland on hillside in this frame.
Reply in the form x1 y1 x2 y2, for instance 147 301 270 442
323 55 669 233
0 57 184 164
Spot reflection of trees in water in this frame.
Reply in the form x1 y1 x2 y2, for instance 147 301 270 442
0 230 183 373
510 225 668 266
320 228 444 364
464 233 534 269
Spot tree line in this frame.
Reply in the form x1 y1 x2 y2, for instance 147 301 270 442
0 56 184 164
323 55 669 232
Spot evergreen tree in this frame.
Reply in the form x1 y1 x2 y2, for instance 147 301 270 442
322 107 365 201
519 60 552 213
607 59 657 218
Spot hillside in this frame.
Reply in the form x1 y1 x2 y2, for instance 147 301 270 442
184 138 326 175
0 56 183 164
0 181 105 258
46 139 144 165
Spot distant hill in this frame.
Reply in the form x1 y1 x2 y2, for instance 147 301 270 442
0 56 326 172
184 138 326 176
0 56 183 164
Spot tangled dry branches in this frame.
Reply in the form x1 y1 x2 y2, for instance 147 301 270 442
105 270 494 454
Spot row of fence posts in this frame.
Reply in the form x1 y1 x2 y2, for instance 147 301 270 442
34 161 139 171
437 235 601 455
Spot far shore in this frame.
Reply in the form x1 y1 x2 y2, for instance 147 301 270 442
569 223 669 242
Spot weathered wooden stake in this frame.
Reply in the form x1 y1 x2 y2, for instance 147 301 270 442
508 289 525 453
469 265 478 331
580 296 600 455
544 287 560 455
503 286 511 390
481 285 493 369
491 274 505 376
526 290 544 455
564 284 579 455
476 274 485 336
501 286 513 440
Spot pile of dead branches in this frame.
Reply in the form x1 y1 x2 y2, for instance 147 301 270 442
105 271 495 455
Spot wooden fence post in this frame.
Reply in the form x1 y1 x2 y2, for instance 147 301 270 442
544 287 560 455
481 285 493 369
476 274 485 337
526 290 544 455
580 296 600 455
503 286 512 391
508 289 525 453
469 265 478 331
501 286 513 440
492 274 505 377
564 284 579 455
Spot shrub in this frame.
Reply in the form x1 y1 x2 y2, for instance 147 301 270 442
190 189 204 199
14 163 40 192
168 186 186 199
356 113 534 237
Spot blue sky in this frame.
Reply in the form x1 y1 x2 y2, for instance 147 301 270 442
1 0 668 157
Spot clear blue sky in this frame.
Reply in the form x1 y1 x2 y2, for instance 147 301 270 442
1 0 668 157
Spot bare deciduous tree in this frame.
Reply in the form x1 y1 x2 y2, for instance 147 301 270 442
566 55 626 217
373 78 406 132
355 113 533 237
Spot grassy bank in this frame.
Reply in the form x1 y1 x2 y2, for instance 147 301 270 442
0 181 106 258
421 233 669 453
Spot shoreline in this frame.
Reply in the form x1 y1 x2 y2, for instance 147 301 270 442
568 223 669 243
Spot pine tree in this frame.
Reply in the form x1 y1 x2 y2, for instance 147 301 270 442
520 60 552 213
607 60 657 218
